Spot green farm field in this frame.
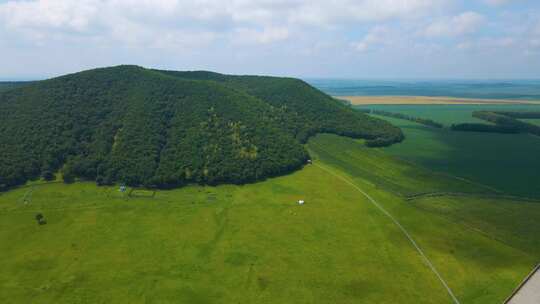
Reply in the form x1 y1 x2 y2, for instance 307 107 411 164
523 118 540 126
1 134 539 303
356 104 540 198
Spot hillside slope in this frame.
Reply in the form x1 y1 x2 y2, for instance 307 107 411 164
156 70 404 144
0 66 402 189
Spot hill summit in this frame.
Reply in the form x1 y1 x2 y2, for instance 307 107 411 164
0 66 403 189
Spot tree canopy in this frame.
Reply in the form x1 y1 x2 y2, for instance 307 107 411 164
0 66 403 190
0 81 30 93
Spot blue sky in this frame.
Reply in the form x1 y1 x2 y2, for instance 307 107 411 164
0 0 539 79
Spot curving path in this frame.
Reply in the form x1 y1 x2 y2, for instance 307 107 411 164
314 163 461 304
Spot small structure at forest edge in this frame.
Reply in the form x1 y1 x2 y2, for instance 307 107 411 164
298 200 305 205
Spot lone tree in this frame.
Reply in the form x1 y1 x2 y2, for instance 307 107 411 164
35 213 47 225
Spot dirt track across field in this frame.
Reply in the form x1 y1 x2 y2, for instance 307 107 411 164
315 163 461 304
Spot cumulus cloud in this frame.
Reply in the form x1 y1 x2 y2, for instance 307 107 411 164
0 0 538 78
0 0 97 31
422 11 485 37
0 0 449 46
232 27 290 45
353 26 395 52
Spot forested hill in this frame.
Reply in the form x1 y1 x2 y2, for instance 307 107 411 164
155 70 404 144
0 66 403 190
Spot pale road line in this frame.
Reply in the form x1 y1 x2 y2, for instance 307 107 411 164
315 163 461 304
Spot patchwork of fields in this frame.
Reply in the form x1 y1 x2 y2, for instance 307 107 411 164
1 134 538 303
357 104 540 198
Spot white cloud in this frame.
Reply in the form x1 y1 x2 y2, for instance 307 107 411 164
289 0 449 27
232 27 290 45
0 0 450 46
0 0 538 78
353 26 394 52
0 0 97 31
422 11 485 37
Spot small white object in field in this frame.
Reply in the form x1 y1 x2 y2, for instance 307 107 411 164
298 200 305 205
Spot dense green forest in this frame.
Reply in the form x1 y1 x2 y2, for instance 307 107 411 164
154 70 404 145
452 111 540 136
0 66 402 190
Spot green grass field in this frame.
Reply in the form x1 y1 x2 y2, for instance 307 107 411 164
356 104 540 198
362 104 540 125
1 134 538 303
523 118 540 126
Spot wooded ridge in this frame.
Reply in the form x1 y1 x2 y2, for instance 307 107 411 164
0 66 403 190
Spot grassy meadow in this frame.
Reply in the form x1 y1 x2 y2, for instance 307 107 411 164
356 104 540 198
1 134 539 303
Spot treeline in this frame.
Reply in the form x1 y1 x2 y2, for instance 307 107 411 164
0 81 31 93
491 111 540 119
362 109 444 129
451 111 540 136
0 66 403 190
450 123 519 134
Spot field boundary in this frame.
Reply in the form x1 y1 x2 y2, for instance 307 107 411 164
406 192 540 203
314 163 461 304
0 180 63 196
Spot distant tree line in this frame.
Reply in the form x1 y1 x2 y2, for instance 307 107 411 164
491 111 540 119
0 82 31 93
362 109 444 129
451 111 540 136
450 123 520 134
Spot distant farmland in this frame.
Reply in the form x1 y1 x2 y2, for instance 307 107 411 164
340 96 540 105
357 104 540 198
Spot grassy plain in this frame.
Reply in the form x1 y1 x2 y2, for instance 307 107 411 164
340 96 540 105
1 134 539 303
357 104 540 198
